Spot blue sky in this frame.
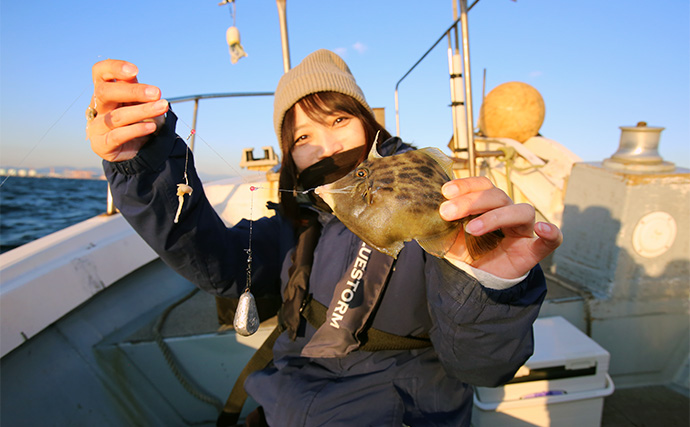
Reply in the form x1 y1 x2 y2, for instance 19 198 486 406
1 0 688 178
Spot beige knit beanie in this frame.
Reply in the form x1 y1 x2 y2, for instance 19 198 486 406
273 49 373 144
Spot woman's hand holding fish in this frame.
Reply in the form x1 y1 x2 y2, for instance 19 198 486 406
440 177 563 279
86 59 168 162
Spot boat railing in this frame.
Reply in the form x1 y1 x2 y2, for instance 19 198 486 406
167 92 274 151
394 15 464 136
395 0 505 177
105 91 275 215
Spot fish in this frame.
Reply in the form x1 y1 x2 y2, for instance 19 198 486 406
315 139 504 259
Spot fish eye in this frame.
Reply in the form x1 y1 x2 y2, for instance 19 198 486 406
356 168 368 178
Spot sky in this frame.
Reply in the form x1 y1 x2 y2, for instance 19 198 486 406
1 0 688 179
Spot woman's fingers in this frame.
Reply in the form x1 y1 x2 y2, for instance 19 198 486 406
91 60 161 114
464 203 536 238
86 98 167 144
92 59 139 85
87 60 167 162
96 122 154 150
440 177 512 222
94 81 161 112
441 176 495 199
98 99 168 131
89 118 163 162
530 221 564 257
439 177 564 278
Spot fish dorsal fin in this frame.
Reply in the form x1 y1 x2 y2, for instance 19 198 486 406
419 147 453 179
368 131 383 160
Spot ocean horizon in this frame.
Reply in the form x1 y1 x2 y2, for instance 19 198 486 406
0 176 109 253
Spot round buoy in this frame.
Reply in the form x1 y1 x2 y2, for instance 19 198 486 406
478 82 545 143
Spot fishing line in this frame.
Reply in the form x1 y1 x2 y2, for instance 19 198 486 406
229 0 236 26
175 115 250 182
174 115 317 194
175 112 351 335
0 86 90 189
233 174 260 335
174 115 316 336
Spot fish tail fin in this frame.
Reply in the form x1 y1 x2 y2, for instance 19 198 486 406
462 215 505 259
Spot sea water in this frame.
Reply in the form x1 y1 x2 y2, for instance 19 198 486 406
0 177 108 253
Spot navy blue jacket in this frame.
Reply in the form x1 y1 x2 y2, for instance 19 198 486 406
104 111 546 426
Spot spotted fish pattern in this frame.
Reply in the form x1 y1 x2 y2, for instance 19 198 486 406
316 140 503 259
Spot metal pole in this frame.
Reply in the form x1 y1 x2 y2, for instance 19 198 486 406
190 98 199 151
459 0 476 176
447 34 459 152
394 89 400 136
276 0 291 73
451 0 460 155
394 15 464 140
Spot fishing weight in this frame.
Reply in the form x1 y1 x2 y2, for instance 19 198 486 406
233 289 260 336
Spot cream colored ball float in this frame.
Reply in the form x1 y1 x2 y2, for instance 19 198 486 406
478 82 545 143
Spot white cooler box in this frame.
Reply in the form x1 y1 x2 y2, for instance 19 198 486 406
472 316 614 427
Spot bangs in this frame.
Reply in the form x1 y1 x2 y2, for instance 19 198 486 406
298 92 363 126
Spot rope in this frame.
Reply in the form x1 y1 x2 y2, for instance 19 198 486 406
152 288 224 412
495 146 545 201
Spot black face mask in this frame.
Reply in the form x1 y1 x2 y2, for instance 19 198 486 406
296 146 364 211
297 146 364 189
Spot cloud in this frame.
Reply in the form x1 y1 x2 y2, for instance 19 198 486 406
529 71 544 78
331 43 367 58
352 42 367 54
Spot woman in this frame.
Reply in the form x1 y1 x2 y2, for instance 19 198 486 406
87 50 562 426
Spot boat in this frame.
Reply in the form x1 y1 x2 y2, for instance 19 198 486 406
1 1 688 426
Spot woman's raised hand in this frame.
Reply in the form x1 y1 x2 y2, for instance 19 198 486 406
440 176 563 279
86 59 169 162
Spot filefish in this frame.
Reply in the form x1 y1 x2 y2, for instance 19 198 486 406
315 141 503 259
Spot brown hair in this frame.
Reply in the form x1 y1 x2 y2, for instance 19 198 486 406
278 91 391 222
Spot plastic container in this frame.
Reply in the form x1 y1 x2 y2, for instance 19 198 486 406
472 316 615 427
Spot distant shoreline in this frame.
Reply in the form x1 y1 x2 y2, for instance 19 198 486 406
0 173 106 181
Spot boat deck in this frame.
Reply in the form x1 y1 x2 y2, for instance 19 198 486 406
132 281 690 426
602 385 689 426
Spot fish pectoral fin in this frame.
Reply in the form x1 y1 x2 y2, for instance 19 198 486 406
416 227 462 259
365 188 374 205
